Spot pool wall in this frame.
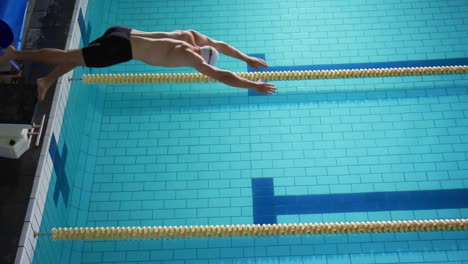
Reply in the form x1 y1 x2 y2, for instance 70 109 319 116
14 0 100 262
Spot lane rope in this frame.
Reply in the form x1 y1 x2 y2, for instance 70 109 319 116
50 219 468 240
78 65 468 84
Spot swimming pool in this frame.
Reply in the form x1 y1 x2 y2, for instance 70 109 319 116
23 0 468 263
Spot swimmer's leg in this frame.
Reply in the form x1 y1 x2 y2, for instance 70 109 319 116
37 63 77 101
4 45 86 66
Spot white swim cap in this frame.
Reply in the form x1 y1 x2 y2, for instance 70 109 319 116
199 46 219 66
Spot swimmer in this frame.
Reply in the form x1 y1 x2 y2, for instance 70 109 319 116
0 26 276 101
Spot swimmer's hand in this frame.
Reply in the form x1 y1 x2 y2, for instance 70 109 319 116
254 79 276 95
247 57 268 70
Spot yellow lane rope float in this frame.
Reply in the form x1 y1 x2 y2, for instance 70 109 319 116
50 219 468 240
80 65 468 84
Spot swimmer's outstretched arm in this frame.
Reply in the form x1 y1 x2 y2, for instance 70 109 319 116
188 30 268 70
187 49 276 95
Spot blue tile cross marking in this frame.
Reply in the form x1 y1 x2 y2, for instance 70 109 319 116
252 178 468 224
78 8 91 45
246 54 468 96
49 134 70 207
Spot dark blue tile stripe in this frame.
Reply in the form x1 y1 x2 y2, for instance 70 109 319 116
252 178 277 224
252 178 468 224
264 57 468 72
48 134 58 161
77 8 90 45
246 54 468 96
48 133 70 206
250 55 468 72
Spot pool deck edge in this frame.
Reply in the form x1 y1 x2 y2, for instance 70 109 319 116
14 0 86 263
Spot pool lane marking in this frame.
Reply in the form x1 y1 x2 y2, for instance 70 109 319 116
49 133 70 206
252 178 468 224
246 54 468 96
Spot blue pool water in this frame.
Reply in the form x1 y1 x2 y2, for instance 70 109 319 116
33 0 468 263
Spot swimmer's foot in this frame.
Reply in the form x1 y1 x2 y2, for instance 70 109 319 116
37 77 54 101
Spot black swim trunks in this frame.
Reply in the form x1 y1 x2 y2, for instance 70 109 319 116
82 26 133 68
